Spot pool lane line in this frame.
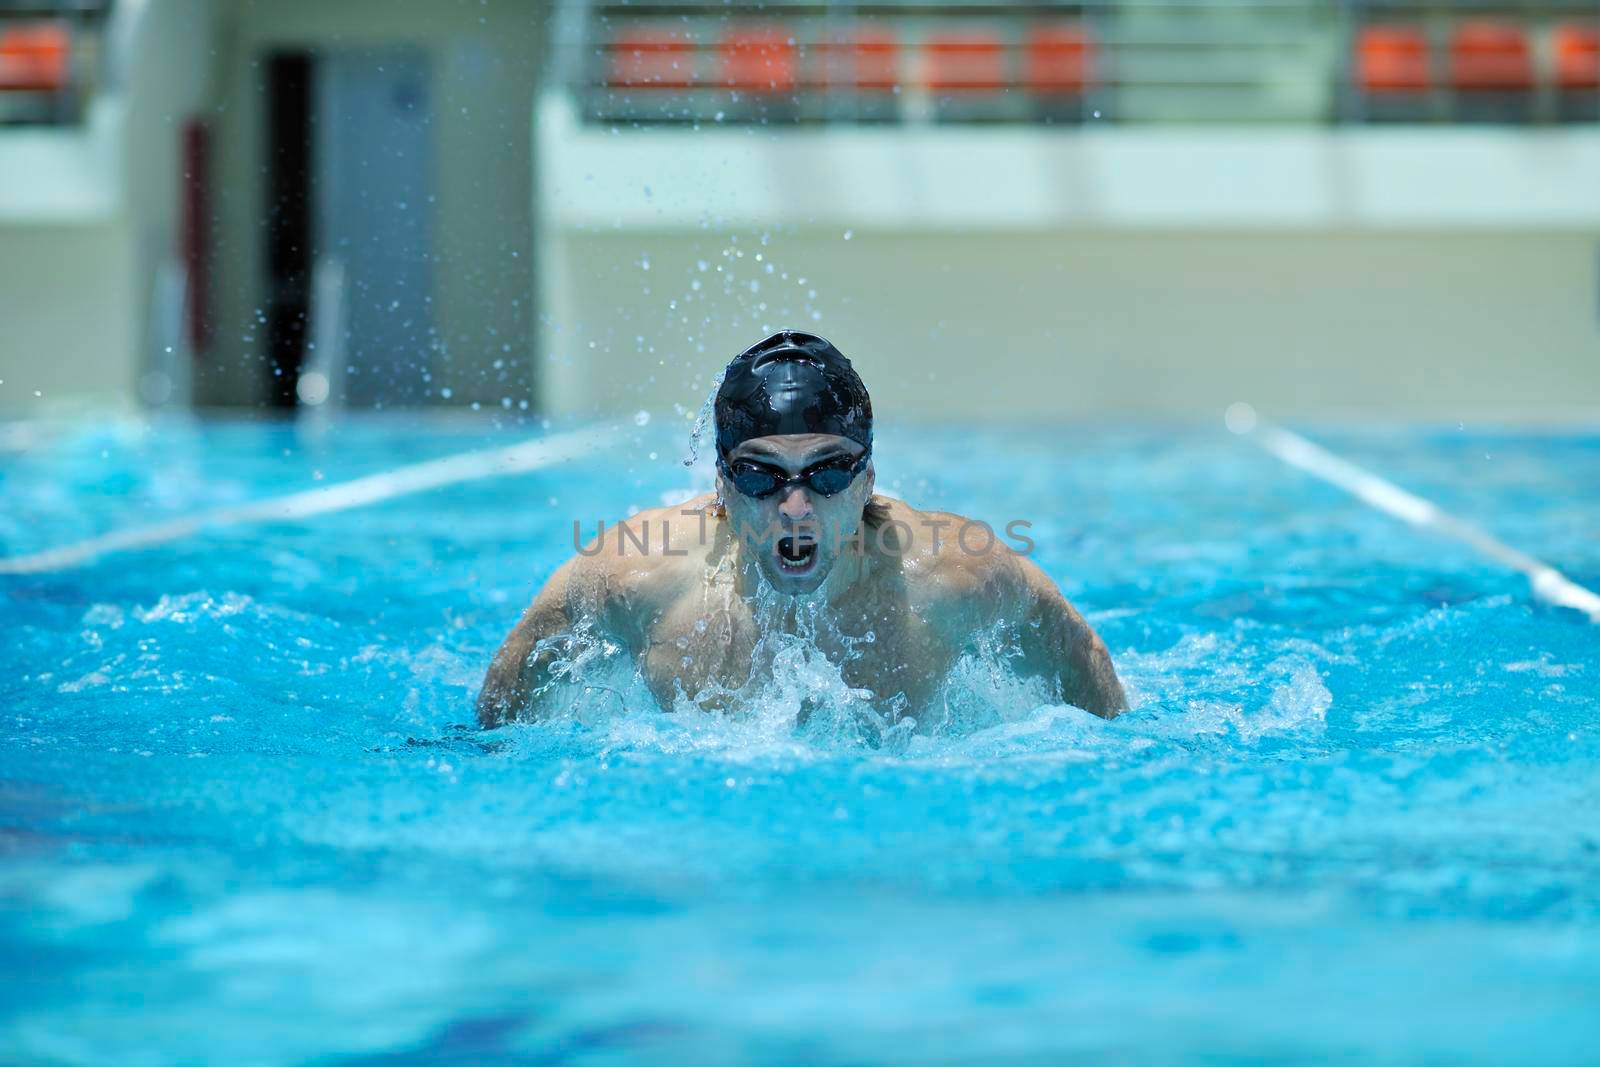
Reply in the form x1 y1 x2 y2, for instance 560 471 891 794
0 421 623 576
1226 403 1600 623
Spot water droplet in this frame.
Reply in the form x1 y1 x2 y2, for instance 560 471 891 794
634 409 651 426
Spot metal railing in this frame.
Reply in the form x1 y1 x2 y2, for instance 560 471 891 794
0 0 113 125
550 0 1600 125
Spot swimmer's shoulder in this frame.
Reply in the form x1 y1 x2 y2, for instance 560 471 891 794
565 493 720 606
872 497 1030 617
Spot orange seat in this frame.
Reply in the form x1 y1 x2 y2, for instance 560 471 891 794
1356 25 1431 93
1553 24 1600 90
1449 21 1533 91
719 28 797 93
0 22 70 93
1024 24 1093 93
606 28 696 89
810 26 899 91
924 30 1007 92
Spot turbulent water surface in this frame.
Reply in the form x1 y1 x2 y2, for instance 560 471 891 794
2 417 1598 1064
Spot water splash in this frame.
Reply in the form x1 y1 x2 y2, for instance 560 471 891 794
681 367 726 469
684 586 918 753
503 587 1071 757
499 594 1352 769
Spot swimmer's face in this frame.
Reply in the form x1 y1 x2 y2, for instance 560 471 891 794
719 433 874 596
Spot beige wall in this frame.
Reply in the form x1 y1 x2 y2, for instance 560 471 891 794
0 0 216 417
541 229 1600 423
0 225 138 411
196 0 546 408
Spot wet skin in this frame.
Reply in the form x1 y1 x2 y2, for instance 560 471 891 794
478 434 1126 726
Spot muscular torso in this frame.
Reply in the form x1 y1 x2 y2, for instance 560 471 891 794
479 493 1125 727
637 551 952 716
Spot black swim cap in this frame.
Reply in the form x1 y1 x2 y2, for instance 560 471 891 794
714 331 873 460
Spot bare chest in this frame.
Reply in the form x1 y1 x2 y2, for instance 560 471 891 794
638 592 950 713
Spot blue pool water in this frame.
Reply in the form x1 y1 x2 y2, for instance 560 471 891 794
2 416 1598 1064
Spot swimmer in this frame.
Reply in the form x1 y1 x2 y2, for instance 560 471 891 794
478 331 1125 726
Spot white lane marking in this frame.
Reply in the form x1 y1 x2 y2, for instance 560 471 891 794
1227 403 1600 622
0 421 620 575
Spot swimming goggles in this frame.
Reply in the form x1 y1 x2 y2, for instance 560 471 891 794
719 452 869 499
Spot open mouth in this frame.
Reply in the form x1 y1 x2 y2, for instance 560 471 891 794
776 535 819 574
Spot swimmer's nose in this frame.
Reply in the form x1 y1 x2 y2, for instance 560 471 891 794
777 486 812 521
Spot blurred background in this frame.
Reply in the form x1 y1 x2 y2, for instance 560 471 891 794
0 0 1597 425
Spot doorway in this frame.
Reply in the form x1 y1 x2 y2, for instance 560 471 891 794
262 47 438 409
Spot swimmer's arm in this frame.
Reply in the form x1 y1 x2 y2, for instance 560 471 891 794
477 553 616 728
1010 559 1127 720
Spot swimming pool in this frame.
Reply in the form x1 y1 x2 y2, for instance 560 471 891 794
3 416 1598 1064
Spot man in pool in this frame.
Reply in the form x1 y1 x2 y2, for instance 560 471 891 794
478 330 1125 727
